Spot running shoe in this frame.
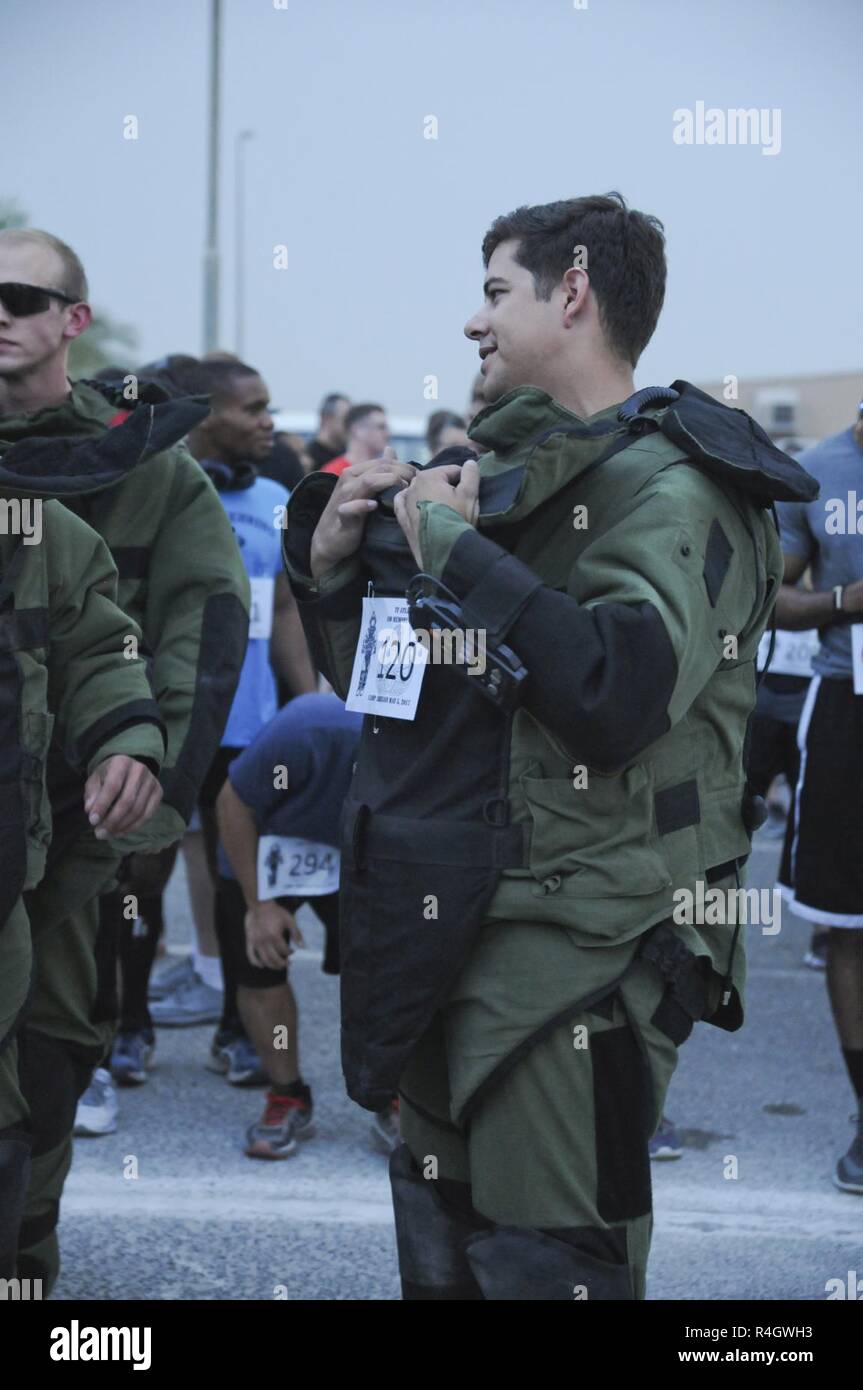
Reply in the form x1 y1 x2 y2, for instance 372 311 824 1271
74 1068 119 1136
245 1085 315 1159
649 1114 684 1161
835 1110 863 1194
206 1034 267 1086
110 1030 155 1086
149 974 223 1026
148 954 196 1000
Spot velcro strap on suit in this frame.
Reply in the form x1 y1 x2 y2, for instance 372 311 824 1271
459 552 543 647
637 920 710 1022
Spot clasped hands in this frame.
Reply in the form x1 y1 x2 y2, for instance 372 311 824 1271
309 447 479 576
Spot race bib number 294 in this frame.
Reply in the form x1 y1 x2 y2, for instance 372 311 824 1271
257 836 340 900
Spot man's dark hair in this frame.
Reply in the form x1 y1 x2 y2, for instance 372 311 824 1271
161 354 261 406
427 410 466 454
135 353 199 399
320 392 349 419
481 192 666 367
346 402 384 434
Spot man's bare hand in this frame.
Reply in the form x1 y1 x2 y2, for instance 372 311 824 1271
393 457 480 568
310 447 417 578
244 900 306 971
83 756 163 840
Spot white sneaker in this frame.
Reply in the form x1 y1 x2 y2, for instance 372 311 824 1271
74 1068 119 1136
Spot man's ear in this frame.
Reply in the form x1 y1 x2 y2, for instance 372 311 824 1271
187 415 213 454
62 302 92 342
562 266 589 325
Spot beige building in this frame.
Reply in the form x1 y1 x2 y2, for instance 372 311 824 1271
694 370 862 453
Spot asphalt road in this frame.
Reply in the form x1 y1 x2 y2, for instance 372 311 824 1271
53 831 862 1301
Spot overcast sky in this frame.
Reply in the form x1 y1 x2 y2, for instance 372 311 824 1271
6 0 861 418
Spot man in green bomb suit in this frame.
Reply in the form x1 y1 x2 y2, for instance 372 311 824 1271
0 447 169 1279
282 194 817 1299
0 227 251 1291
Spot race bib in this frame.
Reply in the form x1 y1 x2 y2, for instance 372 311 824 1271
249 577 275 640
345 596 428 720
757 628 818 678
257 836 340 900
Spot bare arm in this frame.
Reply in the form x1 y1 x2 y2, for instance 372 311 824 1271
270 571 317 694
776 552 863 629
215 775 305 968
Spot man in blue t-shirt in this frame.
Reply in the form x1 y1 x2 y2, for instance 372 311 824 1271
144 357 317 1073
216 694 399 1158
775 402 863 1195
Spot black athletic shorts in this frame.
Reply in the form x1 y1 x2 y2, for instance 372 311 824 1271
216 873 340 988
779 675 863 927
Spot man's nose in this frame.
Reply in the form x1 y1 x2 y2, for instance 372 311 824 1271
464 309 488 342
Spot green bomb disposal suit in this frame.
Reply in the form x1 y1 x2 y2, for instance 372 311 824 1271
283 382 817 1300
0 409 181 1278
0 386 250 1289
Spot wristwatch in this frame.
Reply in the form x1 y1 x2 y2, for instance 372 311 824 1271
833 584 845 613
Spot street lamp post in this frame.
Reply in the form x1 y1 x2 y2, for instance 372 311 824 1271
202 0 222 353
235 129 255 357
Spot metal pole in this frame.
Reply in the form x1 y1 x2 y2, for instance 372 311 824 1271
202 0 222 352
235 130 254 356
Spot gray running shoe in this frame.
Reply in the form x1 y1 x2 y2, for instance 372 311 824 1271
370 1100 401 1154
206 1035 267 1086
111 1030 155 1086
835 1110 863 1194
74 1068 119 1136
245 1086 315 1159
649 1114 684 1161
148 954 196 1000
149 973 223 1026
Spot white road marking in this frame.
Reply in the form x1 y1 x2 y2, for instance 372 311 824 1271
62 1171 394 1223
60 1171 860 1242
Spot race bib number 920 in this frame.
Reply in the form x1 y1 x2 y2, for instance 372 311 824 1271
345 596 428 720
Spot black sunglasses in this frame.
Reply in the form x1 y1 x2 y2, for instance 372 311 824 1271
0 282 79 318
